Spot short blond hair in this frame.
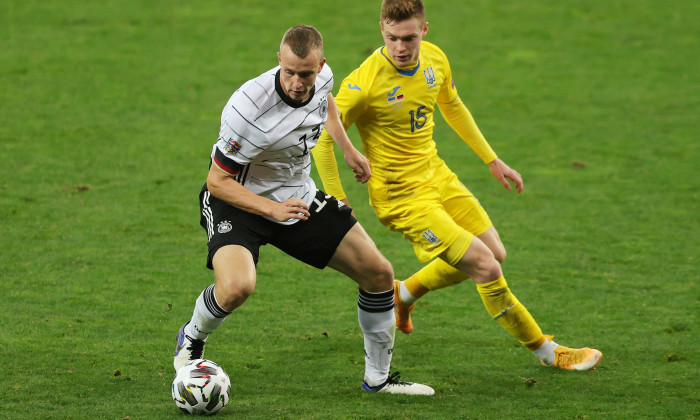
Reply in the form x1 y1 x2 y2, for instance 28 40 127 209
380 0 425 24
280 25 324 61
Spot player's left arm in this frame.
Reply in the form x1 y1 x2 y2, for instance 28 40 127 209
434 45 523 193
440 97 523 193
323 93 371 184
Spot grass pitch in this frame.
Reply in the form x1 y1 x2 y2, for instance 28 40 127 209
1 0 698 418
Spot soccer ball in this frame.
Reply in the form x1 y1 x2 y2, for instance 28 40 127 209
172 359 231 415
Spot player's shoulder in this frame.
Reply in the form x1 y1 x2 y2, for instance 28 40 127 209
316 62 334 93
341 48 385 88
421 41 449 62
234 67 277 109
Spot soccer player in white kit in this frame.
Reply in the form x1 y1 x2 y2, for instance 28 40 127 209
173 25 434 395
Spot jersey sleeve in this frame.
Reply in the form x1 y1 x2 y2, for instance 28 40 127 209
435 51 497 164
212 98 271 175
212 140 244 175
312 70 368 200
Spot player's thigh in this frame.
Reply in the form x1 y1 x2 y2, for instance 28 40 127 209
200 188 270 268
441 174 493 237
441 173 506 260
327 223 393 292
212 245 257 292
375 200 467 264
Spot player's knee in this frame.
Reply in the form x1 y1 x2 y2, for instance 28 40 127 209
364 255 394 291
470 252 502 283
375 256 395 288
484 258 503 280
216 276 255 310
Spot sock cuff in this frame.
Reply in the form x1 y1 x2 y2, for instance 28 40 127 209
476 275 508 294
526 335 547 350
203 284 231 318
358 288 394 313
404 274 429 297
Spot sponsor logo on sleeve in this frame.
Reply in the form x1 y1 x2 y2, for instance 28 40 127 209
224 138 242 155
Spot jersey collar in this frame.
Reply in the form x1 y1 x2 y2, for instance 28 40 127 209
275 69 315 108
380 47 420 76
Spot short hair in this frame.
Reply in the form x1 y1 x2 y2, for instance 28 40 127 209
380 0 425 24
280 25 324 61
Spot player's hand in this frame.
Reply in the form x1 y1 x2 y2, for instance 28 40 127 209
270 198 310 222
488 158 523 194
343 147 372 183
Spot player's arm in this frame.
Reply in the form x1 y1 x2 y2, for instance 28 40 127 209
206 163 310 222
323 93 371 184
439 97 523 193
312 121 346 200
439 96 497 164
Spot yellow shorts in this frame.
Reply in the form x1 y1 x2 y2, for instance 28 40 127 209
372 161 492 264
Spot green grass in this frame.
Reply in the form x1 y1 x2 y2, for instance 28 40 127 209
1 0 698 418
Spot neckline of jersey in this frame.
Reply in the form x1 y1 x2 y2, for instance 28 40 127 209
274 69 316 108
380 47 420 76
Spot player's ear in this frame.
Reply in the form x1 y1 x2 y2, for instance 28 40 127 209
423 21 429 36
318 57 326 72
277 52 282 65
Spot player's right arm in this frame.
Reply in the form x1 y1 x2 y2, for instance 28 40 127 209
206 163 310 222
323 93 371 184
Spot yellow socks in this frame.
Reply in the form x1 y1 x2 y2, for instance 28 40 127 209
399 258 468 305
416 258 468 291
401 264 546 353
476 276 543 348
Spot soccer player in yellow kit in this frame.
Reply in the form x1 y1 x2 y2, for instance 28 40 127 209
312 0 602 370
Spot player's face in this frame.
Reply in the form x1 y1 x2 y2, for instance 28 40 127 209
380 17 428 67
277 45 325 103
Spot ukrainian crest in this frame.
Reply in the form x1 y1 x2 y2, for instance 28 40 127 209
319 96 328 119
386 86 405 104
423 66 436 85
224 138 242 155
421 229 441 245
217 220 232 234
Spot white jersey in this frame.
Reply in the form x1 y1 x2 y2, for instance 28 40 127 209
210 64 333 224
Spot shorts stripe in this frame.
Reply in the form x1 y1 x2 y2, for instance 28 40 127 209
202 191 214 240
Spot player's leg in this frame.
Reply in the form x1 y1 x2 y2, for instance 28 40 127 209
175 245 256 371
397 226 503 311
327 223 434 395
449 235 602 370
476 226 506 264
395 228 502 306
397 226 503 305
273 192 434 394
175 191 265 371
393 171 494 332
394 258 465 333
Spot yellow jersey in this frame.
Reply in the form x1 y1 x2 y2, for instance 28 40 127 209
313 41 497 205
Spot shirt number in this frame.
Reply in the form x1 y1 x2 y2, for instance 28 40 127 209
298 125 322 155
409 106 427 133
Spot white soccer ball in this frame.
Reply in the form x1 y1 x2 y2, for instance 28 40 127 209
172 359 231 415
